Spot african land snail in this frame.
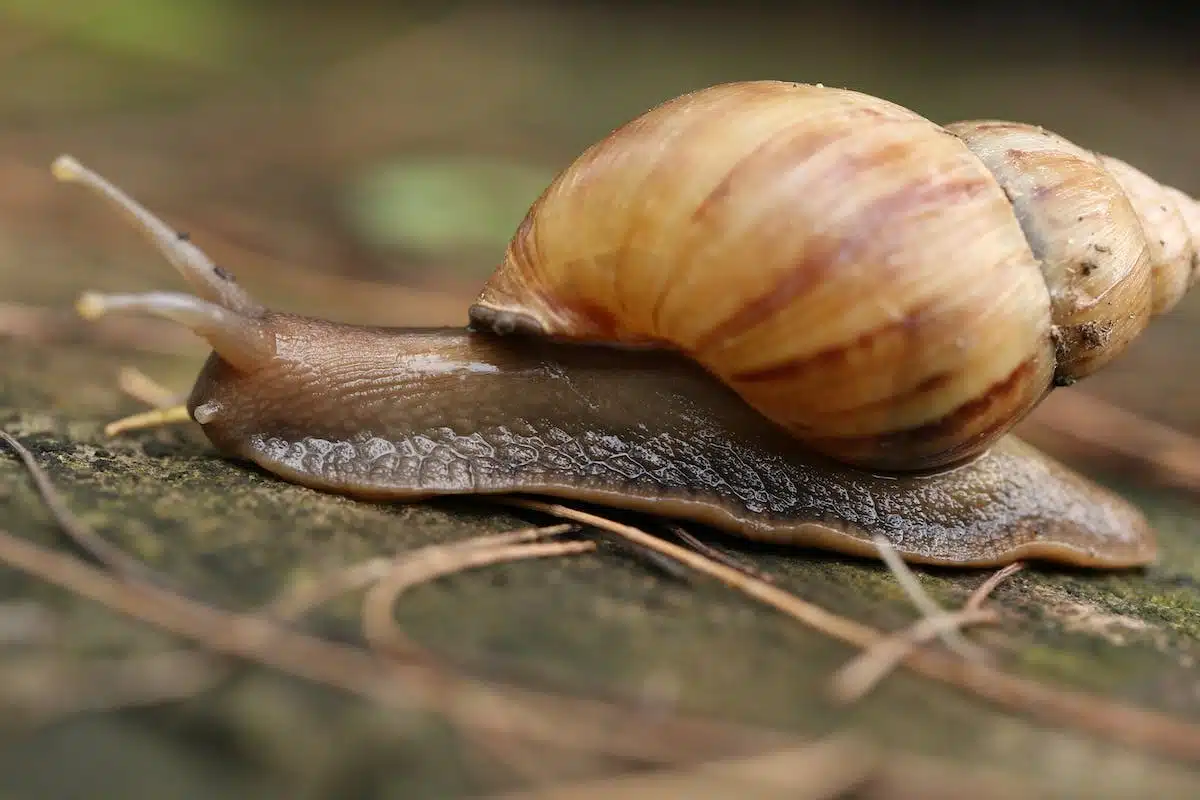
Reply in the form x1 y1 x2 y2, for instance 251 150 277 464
55 81 1200 569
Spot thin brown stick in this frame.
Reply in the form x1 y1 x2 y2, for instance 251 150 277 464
493 733 877 800
0 301 201 355
0 526 791 763
828 608 1001 703
100 366 191 436
965 562 1026 611
264 524 575 621
362 540 595 657
0 592 225 726
828 562 1025 704
1019 390 1200 495
303 526 596 786
494 497 1200 765
567 520 689 580
494 731 1034 800
0 525 576 731
0 430 165 585
665 523 776 584
355 538 601 786
871 534 984 661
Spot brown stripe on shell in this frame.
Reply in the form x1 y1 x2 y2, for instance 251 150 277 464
680 113 911 351
831 368 957 418
555 296 622 338
691 231 844 354
729 296 943 384
677 108 900 340
798 355 1048 471
504 195 545 280
602 89 798 287
696 172 995 355
689 104 888 225
912 371 954 394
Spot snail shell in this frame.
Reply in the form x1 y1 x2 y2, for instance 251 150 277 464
471 81 1200 472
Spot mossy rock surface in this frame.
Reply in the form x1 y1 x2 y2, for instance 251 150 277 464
1 330 1199 799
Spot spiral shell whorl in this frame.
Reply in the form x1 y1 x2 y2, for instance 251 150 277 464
947 120 1200 383
1100 155 1200 313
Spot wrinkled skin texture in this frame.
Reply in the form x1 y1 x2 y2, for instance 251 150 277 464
188 315 1155 568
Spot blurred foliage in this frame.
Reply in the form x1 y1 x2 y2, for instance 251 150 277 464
347 156 554 272
1 0 242 67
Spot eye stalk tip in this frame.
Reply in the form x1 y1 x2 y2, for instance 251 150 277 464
51 155 85 183
75 291 108 320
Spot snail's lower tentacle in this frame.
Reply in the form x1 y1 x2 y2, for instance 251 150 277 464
76 291 275 372
104 406 193 437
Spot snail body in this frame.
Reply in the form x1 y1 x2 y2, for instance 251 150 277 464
56 80 1198 568
183 323 1150 567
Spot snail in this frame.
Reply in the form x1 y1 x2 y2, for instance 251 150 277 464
53 80 1200 569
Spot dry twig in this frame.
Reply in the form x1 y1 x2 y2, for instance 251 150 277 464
1020 390 1200 494
0 525 790 763
103 367 190 438
965 562 1026 611
829 562 1025 703
103 366 192 436
0 430 166 584
828 607 1001 703
103 406 192 437
265 524 575 621
870 534 986 661
494 497 1200 764
665 523 776 584
491 730 1032 800
361 539 595 657
0 301 200 354
0 650 226 723
493 733 877 800
0 443 783 761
